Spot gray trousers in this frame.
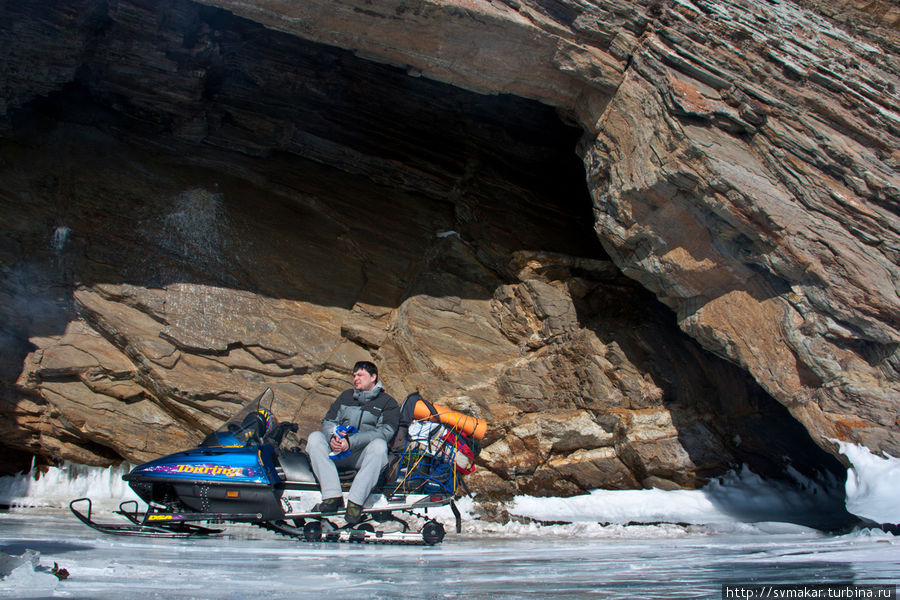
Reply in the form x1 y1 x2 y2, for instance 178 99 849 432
306 431 388 506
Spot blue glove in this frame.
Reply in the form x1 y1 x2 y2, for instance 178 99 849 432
328 425 358 460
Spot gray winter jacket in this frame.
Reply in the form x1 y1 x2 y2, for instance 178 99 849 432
320 386 400 451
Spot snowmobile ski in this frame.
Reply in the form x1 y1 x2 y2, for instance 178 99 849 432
69 498 229 538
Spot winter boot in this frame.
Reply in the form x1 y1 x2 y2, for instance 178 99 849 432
313 497 344 514
345 501 365 525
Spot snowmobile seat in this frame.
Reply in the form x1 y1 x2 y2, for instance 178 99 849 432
276 450 382 486
337 464 390 483
338 469 358 482
277 449 317 484
338 464 393 488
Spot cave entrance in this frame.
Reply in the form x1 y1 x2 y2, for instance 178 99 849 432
0 0 849 515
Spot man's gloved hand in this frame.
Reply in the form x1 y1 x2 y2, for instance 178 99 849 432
329 425 357 459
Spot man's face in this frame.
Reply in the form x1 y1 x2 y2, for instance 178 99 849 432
352 368 377 392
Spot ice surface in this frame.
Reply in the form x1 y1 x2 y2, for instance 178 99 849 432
1 462 899 598
0 512 897 600
838 442 900 525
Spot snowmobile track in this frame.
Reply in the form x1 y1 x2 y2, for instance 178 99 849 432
257 513 444 545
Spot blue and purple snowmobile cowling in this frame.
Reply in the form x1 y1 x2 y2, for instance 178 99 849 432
70 388 484 545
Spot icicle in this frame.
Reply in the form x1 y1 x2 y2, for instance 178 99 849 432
50 226 71 252
0 462 141 510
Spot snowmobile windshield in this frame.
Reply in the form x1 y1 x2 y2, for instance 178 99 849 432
201 388 277 448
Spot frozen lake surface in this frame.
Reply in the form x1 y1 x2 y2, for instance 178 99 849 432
2 510 897 599
1 453 898 598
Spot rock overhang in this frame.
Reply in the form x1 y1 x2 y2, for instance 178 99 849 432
1 0 897 510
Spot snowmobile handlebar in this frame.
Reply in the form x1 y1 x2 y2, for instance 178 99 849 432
263 421 298 446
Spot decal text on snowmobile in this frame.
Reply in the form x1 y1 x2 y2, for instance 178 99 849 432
174 464 246 477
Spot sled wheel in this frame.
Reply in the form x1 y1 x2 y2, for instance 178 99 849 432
356 523 375 533
349 529 367 543
421 520 445 545
303 520 322 542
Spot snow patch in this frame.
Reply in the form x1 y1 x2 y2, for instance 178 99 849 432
508 467 848 530
837 441 900 525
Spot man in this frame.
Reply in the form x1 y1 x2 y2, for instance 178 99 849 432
306 361 400 525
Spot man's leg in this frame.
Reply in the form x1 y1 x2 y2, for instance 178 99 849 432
347 438 388 506
306 431 342 502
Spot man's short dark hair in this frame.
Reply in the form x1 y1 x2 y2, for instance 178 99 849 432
352 361 378 381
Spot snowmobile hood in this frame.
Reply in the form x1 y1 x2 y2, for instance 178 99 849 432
125 446 278 486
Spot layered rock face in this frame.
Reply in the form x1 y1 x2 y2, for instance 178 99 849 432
1 0 896 500
195 0 899 458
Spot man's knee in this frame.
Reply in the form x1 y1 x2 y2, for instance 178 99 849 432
364 438 387 455
307 431 328 452
359 438 388 467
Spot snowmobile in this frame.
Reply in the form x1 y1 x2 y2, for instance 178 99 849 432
70 388 482 545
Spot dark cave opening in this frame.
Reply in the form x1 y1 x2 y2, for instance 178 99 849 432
1 0 608 470
2 0 608 295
